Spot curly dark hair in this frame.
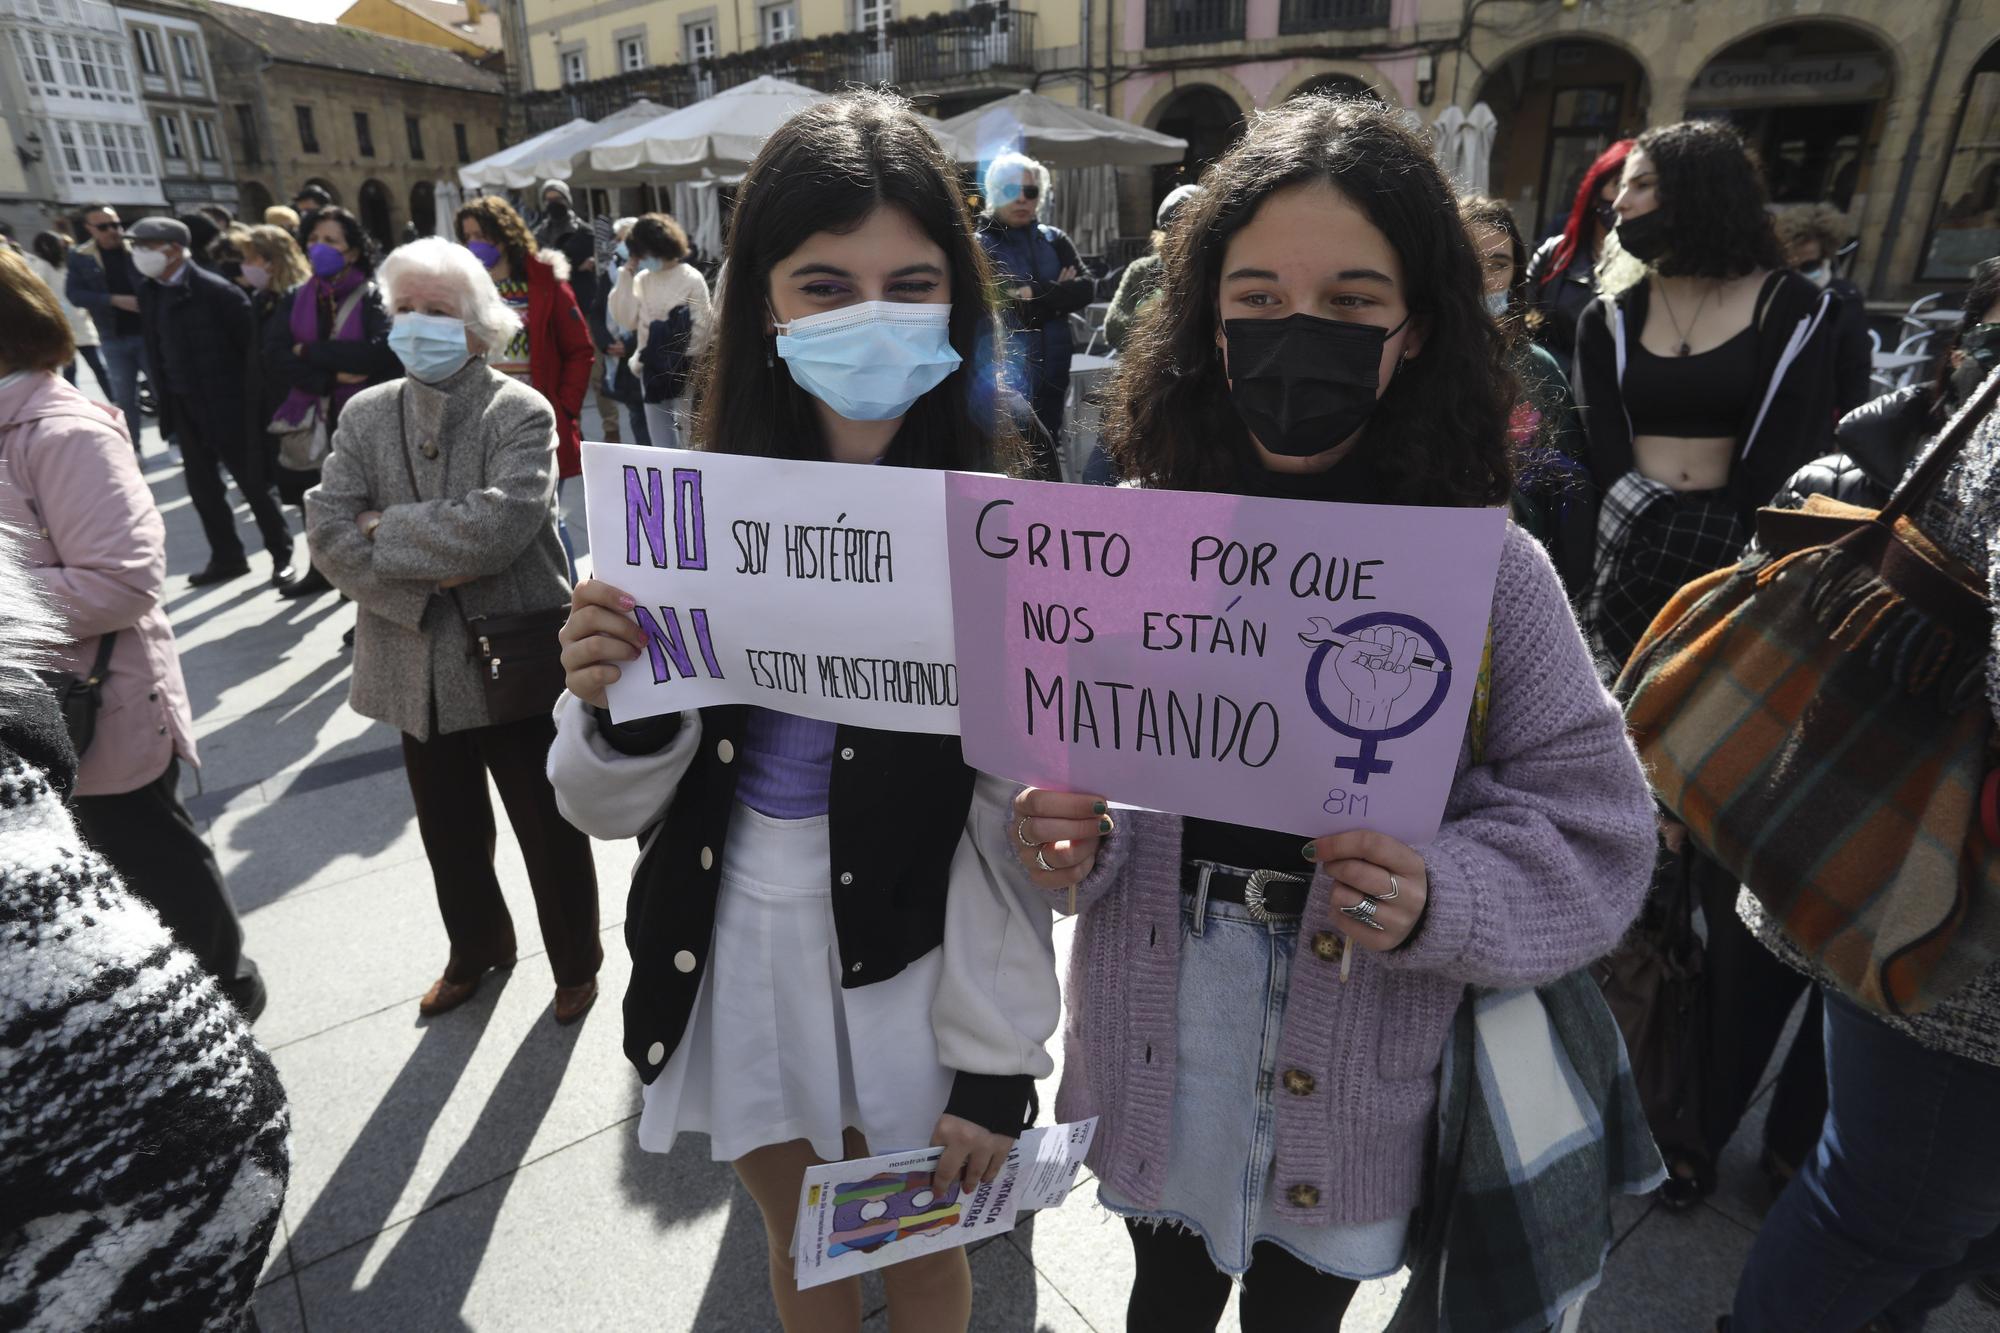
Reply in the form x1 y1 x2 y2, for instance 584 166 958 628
453 195 538 277
628 212 689 263
1105 94 1512 507
1631 120 1783 280
693 90 1021 474
301 205 380 275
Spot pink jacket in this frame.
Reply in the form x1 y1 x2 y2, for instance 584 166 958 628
0 372 196 796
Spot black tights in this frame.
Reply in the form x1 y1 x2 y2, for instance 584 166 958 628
1124 1218 1359 1332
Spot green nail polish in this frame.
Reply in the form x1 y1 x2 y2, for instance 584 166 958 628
1301 840 1320 862
1092 800 1107 815
1099 817 1112 834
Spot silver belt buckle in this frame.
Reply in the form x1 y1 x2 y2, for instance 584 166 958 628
1242 869 1307 923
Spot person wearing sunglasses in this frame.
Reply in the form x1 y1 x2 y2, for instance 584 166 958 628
62 204 147 447
978 151 1093 478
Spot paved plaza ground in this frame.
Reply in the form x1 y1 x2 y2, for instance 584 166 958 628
119 405 1995 1333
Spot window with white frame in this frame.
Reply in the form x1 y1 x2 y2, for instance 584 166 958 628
760 3 796 46
133 26 162 77
857 0 892 34
618 32 646 72
169 31 201 86
52 34 80 87
683 19 715 65
55 121 81 174
104 37 130 92
155 112 184 161
560 44 586 85
193 117 219 162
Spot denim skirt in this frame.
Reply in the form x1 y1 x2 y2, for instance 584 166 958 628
1096 870 1410 1280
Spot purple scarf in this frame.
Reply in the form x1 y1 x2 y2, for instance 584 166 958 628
272 267 370 431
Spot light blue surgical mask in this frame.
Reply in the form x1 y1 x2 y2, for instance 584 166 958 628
615 242 629 262
1484 289 1510 318
636 256 663 273
773 301 961 422
389 312 472 383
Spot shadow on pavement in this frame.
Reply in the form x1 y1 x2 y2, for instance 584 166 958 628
309 1004 585 1329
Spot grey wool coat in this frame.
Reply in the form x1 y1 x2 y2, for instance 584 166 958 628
305 358 571 740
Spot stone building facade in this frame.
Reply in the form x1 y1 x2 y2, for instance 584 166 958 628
118 0 234 215
1103 0 1998 301
172 0 501 242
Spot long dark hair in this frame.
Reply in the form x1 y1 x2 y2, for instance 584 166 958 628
1541 138 1630 287
692 90 1018 473
1106 94 1512 507
304 205 379 276
455 195 538 278
1634 120 1783 281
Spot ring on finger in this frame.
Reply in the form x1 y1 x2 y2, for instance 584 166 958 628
1016 817 1039 849
1342 901 1386 931
1035 847 1055 873
1367 873 1400 904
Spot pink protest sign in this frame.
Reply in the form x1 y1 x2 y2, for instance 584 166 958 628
944 476 1508 844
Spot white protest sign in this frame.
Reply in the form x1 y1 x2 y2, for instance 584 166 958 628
580 442 959 732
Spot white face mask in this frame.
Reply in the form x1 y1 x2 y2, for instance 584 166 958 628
132 246 171 279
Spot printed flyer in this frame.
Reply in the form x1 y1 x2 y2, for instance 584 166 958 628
792 1119 1098 1289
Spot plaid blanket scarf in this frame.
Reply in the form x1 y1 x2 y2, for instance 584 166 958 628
1387 972 1665 1333
1584 471 1747 674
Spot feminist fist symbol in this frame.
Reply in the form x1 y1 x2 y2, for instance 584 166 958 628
1327 623 1421 728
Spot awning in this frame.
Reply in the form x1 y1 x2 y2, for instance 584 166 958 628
937 90 1187 170
457 118 590 192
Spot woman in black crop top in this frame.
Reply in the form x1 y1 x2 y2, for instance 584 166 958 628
1571 120 1837 672
1570 120 1840 1219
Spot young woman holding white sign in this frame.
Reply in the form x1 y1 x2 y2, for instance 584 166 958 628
547 92 1062 1333
1008 95 1658 1331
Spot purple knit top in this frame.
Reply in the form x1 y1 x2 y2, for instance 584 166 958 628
1029 525 1658 1228
736 708 836 819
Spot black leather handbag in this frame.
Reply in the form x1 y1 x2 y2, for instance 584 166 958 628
38 632 117 757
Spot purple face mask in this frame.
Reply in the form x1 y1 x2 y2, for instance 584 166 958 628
308 242 346 278
466 239 502 269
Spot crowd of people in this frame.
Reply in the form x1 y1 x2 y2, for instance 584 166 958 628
1 83 1997 1333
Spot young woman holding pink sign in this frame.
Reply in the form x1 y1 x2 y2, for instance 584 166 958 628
546 92 1063 1333
1008 95 1658 1331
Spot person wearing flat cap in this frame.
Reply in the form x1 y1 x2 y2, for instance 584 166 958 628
131 215 295 588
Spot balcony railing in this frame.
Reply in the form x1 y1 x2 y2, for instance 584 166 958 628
521 6 1034 134
1145 0 1244 48
1278 0 1390 34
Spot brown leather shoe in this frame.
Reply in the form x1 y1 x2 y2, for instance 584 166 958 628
553 979 598 1025
418 956 514 1017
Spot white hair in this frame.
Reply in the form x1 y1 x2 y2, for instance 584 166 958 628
377 237 521 356
982 151 1052 217
0 524 63 701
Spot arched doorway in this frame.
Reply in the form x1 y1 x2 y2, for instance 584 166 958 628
1289 74 1381 104
238 180 273 221
1922 39 2000 282
357 179 394 248
1475 39 1650 238
408 182 436 237
1690 24 1893 213
1149 84 1245 202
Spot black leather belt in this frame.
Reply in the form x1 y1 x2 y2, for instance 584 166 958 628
1181 861 1311 921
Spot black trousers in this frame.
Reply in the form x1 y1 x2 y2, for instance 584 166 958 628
1697 856 1830 1176
1124 1219 1359 1333
72 755 260 1005
171 391 291 566
400 709 601 987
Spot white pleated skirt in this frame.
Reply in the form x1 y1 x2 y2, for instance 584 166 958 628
636 802 954 1164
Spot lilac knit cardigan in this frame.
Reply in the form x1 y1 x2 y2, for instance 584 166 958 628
1023 525 1657 1228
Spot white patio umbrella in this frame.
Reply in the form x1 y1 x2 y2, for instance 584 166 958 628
457 118 590 193
588 76 829 179
503 100 673 189
1458 102 1497 198
937 90 1187 170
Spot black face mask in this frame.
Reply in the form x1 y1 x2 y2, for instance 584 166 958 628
1615 209 1672 264
1593 200 1618 230
1222 312 1409 459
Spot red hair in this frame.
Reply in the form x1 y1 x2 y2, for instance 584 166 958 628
1540 138 1633 287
